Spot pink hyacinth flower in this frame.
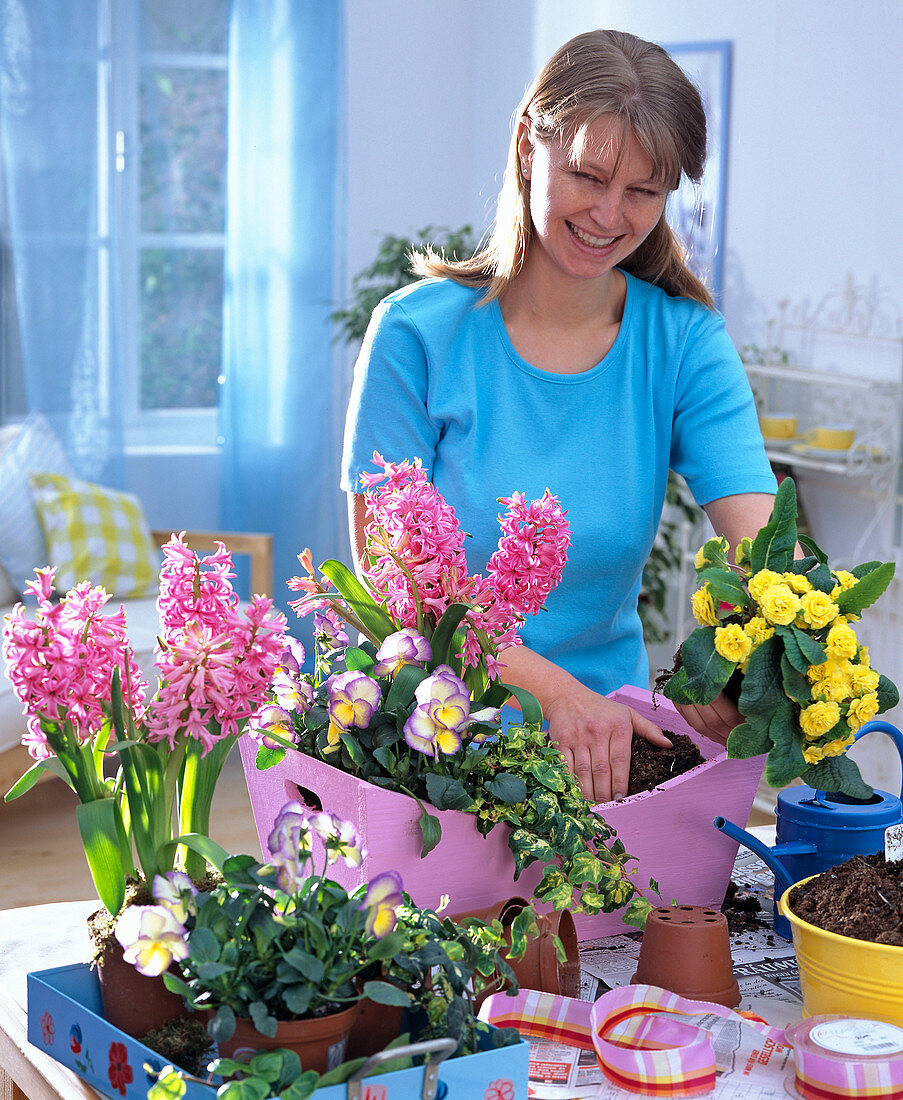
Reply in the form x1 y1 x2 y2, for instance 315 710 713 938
371 628 432 676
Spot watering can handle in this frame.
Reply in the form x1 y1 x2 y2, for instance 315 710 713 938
851 719 903 802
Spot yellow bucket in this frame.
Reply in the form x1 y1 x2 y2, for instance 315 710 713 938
779 876 903 1025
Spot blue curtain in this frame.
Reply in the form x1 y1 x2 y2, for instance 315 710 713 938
221 1 347 642
0 0 123 483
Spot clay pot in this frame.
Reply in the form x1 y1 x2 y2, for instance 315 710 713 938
345 992 406 1060
450 896 581 999
631 904 739 1008
218 1003 359 1073
96 938 192 1039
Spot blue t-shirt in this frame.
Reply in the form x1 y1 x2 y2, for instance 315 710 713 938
341 272 776 694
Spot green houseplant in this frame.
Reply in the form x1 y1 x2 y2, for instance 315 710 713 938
251 453 655 927
660 476 898 795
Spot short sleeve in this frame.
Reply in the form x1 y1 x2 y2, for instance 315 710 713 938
670 310 777 505
341 297 441 492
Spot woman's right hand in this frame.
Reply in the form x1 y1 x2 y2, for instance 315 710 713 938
542 680 672 804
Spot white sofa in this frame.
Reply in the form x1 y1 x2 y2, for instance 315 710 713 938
0 416 273 795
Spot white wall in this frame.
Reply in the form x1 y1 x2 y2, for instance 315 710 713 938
533 0 903 345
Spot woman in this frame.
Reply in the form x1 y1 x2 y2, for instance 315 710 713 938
341 29 777 803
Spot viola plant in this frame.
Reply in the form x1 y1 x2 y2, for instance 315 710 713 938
123 800 412 1045
661 477 898 796
1 537 286 913
253 454 654 926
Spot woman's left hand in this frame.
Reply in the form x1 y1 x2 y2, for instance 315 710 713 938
674 693 742 747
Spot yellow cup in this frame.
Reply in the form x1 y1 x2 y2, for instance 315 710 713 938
779 877 903 1024
800 424 856 450
759 414 798 441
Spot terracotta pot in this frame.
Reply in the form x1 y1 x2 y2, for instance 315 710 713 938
218 1002 359 1073
631 904 740 1008
95 937 192 1039
450 896 581 1000
345 996 406 1060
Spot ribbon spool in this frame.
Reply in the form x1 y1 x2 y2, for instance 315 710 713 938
785 1016 903 1100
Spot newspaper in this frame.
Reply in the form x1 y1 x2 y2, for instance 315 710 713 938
525 845 806 1098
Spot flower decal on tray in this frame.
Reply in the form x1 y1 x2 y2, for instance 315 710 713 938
485 1080 516 1100
661 477 898 795
107 1041 133 1097
40 1011 54 1045
251 453 658 927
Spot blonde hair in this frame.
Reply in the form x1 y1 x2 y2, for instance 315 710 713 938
413 29 713 309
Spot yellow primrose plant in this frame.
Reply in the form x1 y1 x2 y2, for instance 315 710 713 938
661 477 898 796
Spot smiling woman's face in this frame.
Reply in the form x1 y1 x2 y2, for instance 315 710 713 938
518 113 668 287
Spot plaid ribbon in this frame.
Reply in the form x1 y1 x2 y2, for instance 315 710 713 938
481 985 785 1097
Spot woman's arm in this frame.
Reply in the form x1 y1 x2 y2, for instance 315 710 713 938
348 492 669 804
672 490 778 743
494 644 672 804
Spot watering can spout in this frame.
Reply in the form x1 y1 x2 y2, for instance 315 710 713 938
713 816 799 898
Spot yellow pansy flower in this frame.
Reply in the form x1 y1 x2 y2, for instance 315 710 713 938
748 569 784 602
798 590 839 630
714 623 753 664
826 621 858 660
758 584 801 626
800 700 841 739
847 692 880 731
691 585 718 626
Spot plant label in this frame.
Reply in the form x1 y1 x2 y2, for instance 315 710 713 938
885 823 903 863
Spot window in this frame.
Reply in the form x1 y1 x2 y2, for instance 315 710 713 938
112 0 229 449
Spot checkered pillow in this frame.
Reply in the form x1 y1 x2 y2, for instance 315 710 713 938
0 414 74 594
29 473 161 598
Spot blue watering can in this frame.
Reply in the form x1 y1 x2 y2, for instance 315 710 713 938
714 719 903 940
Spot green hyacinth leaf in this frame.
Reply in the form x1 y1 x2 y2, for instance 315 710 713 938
76 798 126 916
428 602 471 667
750 477 798 574
318 559 398 641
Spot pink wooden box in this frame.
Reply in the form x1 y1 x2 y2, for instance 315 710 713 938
239 686 764 940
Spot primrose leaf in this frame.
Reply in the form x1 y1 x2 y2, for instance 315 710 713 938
803 754 873 798
750 477 798 574
663 627 734 705
695 567 750 610
835 561 895 616
877 673 900 713
726 721 772 759
255 745 285 771
763 704 807 787
738 635 784 718
780 654 813 704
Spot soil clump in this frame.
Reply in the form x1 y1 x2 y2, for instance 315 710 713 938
626 732 705 796
788 852 903 946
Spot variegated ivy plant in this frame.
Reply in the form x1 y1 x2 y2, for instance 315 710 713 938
662 477 898 796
